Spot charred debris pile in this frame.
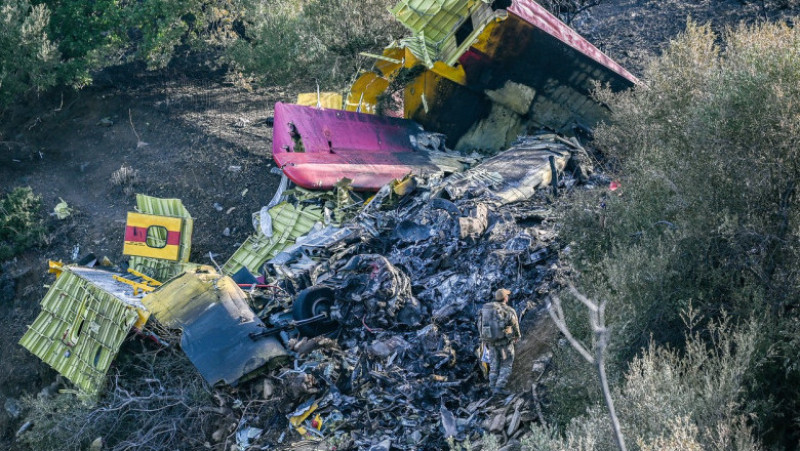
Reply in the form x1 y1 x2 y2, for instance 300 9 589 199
257 134 594 449
18 132 609 450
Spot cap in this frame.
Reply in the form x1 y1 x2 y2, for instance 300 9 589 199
494 288 511 301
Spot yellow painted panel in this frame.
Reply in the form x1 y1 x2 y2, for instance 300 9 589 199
142 266 218 325
469 18 502 56
296 92 343 109
126 212 182 230
374 47 405 76
430 61 467 85
123 212 183 261
344 72 390 114
404 69 445 117
132 309 150 330
403 47 419 68
124 243 180 261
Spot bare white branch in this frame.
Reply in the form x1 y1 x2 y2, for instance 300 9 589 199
549 287 627 451
548 295 595 364
569 284 599 313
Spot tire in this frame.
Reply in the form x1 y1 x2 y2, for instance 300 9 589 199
292 286 339 337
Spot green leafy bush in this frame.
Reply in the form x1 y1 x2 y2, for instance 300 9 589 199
526 316 761 450
1 0 239 111
0 187 45 261
0 0 60 107
554 19 800 447
42 0 235 72
1 0 401 109
588 19 800 318
226 0 404 88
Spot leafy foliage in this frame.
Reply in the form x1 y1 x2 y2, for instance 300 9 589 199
1 0 240 110
0 187 45 261
526 316 761 450
226 0 404 87
0 0 60 107
42 0 237 72
1 0 402 110
554 19 800 448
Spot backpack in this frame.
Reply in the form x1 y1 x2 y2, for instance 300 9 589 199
479 303 507 344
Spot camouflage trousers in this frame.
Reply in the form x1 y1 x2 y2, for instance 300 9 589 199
487 342 515 391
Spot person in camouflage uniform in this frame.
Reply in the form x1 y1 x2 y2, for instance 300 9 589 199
478 288 521 394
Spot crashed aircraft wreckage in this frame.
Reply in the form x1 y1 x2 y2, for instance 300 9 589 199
19 0 635 447
21 132 605 447
273 0 636 191
141 266 289 386
272 102 470 191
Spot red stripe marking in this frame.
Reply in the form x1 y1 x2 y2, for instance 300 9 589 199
124 226 181 246
125 226 147 243
166 231 181 246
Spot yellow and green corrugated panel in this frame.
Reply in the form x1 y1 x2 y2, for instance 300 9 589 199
19 268 139 396
129 194 194 282
222 202 322 276
391 0 488 65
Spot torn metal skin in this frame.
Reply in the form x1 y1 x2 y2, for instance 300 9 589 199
348 0 638 151
251 131 584 448
142 266 289 386
322 253 423 329
19 266 150 396
127 194 195 282
222 200 324 277
272 102 472 191
436 134 576 204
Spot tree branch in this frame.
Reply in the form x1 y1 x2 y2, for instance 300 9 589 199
548 295 595 364
548 285 627 451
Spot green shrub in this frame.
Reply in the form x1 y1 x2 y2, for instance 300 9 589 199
555 19 800 447
42 0 235 72
0 187 45 261
526 316 762 450
226 0 404 88
0 0 60 107
589 21 800 318
1 0 240 111
2 0 401 108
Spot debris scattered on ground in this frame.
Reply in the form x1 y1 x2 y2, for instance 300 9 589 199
347 0 638 151
15 0 639 447
4 397 21 419
126 194 195 281
272 102 473 191
19 131 579 446
237 132 577 448
18 265 150 396
142 266 288 386
52 198 73 219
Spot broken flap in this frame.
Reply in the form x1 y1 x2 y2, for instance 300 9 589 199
142 266 288 386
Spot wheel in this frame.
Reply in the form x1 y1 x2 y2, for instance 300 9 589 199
292 286 339 337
